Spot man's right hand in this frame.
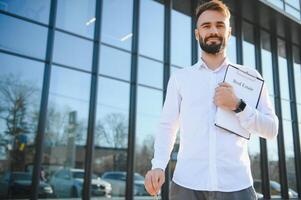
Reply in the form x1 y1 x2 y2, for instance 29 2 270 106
144 168 165 196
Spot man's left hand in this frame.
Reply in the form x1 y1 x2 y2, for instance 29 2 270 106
214 82 239 111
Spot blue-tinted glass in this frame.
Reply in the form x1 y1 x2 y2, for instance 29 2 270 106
0 0 50 24
285 4 300 19
293 63 301 104
0 14 47 59
134 86 163 198
44 66 91 198
227 17 236 63
171 66 182 75
138 57 163 89
99 45 131 81
281 99 291 120
93 77 130 198
139 0 164 60
96 77 130 148
267 135 280 187
227 36 237 63
267 0 284 9
261 49 274 96
56 0 95 38
285 0 300 9
0 53 44 198
53 31 93 71
243 22 256 68
101 0 133 50
171 10 191 67
278 57 290 100
261 31 275 96
136 87 163 145
282 120 298 195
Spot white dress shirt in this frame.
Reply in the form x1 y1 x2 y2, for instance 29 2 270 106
151 58 279 192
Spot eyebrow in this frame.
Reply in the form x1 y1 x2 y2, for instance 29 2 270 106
200 21 226 27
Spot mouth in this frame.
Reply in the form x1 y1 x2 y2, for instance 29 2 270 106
205 37 222 44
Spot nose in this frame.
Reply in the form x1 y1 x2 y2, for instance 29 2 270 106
209 26 218 34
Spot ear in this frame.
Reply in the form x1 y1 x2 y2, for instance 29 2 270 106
195 29 199 41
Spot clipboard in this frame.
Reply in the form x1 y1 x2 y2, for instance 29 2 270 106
214 64 264 139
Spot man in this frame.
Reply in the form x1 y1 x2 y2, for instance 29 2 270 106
144 0 279 200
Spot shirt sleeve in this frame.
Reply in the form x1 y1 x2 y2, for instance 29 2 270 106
235 81 279 140
151 74 181 170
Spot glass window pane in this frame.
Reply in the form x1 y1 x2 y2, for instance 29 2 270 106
243 22 256 68
285 0 300 9
227 17 237 63
0 13 47 59
267 136 280 197
282 120 298 196
285 4 300 20
278 40 290 100
139 0 164 60
94 77 130 198
99 45 131 81
0 53 44 198
134 86 163 199
171 66 182 75
138 57 163 89
281 99 291 120
44 66 91 199
0 0 50 24
227 35 237 64
53 31 93 71
171 9 191 67
293 46 301 104
96 77 130 148
267 0 284 9
261 31 275 96
101 0 133 50
56 0 96 38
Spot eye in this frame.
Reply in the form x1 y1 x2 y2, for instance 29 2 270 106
217 24 225 28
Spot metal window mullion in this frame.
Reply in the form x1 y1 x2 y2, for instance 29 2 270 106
31 0 57 199
161 0 172 200
254 24 271 199
126 0 140 199
270 21 289 199
82 0 102 199
191 0 198 65
235 0 243 65
286 34 301 198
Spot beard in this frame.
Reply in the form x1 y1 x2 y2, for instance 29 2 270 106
199 35 226 54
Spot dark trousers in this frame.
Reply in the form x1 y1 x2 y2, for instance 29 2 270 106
169 181 258 200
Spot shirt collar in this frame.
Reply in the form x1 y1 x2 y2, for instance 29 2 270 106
194 57 229 73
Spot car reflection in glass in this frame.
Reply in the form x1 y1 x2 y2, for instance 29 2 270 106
49 168 112 198
101 171 149 196
0 171 54 199
253 179 298 198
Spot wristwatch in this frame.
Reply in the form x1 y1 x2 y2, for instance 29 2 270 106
233 99 246 113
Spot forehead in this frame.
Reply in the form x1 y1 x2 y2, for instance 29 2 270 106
197 10 229 26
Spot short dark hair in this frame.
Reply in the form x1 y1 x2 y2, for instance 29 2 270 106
195 0 231 22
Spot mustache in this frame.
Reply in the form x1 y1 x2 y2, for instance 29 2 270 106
204 36 223 43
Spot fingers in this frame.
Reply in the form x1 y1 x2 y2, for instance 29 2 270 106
144 169 165 196
145 172 156 195
218 82 232 88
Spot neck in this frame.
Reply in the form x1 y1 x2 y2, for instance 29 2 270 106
201 51 226 70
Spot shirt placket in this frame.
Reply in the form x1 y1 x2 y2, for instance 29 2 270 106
208 70 218 190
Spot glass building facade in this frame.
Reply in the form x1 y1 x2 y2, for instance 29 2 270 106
0 0 301 199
